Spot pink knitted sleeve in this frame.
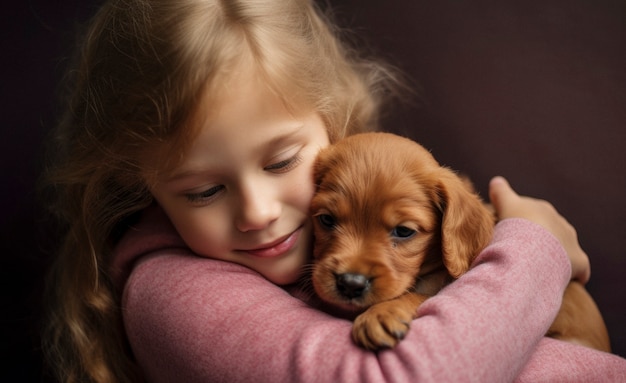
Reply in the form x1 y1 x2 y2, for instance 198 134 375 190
118 214 626 382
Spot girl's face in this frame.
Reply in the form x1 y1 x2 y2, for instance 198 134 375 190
150 71 330 285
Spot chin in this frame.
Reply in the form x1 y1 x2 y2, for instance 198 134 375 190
265 268 301 285
269 254 309 285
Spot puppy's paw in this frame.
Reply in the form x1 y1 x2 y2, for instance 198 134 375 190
352 301 414 350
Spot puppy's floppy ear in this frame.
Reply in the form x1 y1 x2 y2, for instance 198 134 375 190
434 170 495 278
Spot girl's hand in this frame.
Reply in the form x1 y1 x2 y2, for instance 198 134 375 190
488 176 591 284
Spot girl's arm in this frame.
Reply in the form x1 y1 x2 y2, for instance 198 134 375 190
518 337 626 383
119 215 625 383
116 177 626 382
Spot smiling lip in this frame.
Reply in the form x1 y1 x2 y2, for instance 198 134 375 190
243 228 302 258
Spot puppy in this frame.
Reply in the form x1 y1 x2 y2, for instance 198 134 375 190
310 132 610 352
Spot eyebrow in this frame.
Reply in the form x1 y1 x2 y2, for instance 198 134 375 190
163 125 306 184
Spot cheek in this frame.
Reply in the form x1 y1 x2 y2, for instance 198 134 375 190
172 211 230 258
285 165 316 211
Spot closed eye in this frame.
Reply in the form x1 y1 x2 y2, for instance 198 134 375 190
185 185 225 205
264 154 303 173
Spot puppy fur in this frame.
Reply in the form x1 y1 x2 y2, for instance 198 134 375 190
310 132 610 352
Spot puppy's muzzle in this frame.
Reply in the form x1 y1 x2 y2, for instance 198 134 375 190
336 273 371 299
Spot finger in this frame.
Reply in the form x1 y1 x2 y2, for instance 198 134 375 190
574 250 591 284
489 176 518 216
580 257 591 284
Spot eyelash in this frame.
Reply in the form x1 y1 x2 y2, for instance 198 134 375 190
264 154 303 173
183 154 303 205
185 185 224 204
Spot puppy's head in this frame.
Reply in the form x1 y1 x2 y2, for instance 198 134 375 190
310 132 494 310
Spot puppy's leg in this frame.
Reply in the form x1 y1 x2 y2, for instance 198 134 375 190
352 292 428 350
547 281 611 352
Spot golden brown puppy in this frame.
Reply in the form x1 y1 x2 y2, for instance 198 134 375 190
310 132 610 352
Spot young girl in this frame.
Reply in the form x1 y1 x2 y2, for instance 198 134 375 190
42 0 626 382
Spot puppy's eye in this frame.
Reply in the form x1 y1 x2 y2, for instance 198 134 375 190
391 226 417 239
317 214 336 229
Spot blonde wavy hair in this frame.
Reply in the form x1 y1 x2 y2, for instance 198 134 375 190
42 0 405 382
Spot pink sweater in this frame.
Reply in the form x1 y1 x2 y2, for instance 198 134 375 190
112 206 626 382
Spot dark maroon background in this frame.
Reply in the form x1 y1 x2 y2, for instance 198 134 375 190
2 1 625 381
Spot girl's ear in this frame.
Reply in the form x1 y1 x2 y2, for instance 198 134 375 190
435 169 495 278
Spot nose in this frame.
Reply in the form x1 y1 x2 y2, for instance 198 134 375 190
235 179 281 232
336 273 371 299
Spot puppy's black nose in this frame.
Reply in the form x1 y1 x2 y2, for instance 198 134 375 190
336 273 370 299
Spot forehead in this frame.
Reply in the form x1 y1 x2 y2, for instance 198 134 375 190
149 64 323 178
311 133 441 224
312 170 438 236
315 165 434 208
